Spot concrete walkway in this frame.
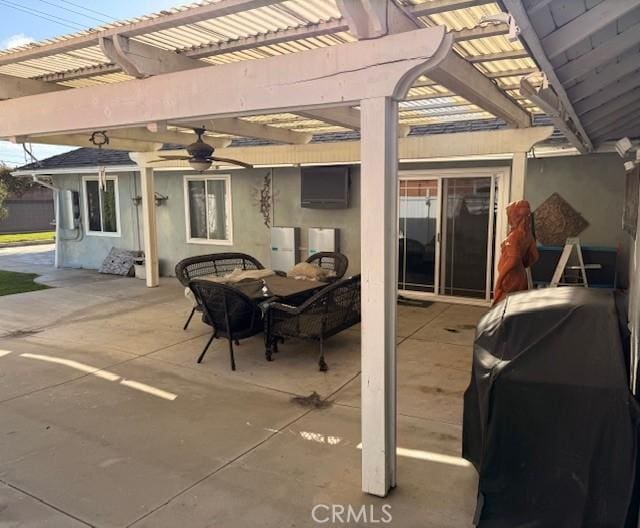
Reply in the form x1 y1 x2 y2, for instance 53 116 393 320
0 246 485 527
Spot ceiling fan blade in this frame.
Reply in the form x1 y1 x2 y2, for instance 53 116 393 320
211 156 253 169
155 155 191 160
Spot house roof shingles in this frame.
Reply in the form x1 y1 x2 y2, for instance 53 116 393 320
16 115 565 173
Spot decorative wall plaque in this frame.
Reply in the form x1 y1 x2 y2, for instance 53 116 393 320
533 193 589 246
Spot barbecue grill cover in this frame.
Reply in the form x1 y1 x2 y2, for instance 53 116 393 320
463 287 640 527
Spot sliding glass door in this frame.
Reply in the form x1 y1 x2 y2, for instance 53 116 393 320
398 179 439 293
439 177 494 299
398 170 501 302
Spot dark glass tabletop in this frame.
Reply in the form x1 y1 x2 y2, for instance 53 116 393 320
232 275 327 301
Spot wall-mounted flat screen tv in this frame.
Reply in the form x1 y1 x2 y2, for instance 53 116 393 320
301 166 350 209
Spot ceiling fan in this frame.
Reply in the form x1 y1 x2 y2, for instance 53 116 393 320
150 128 252 171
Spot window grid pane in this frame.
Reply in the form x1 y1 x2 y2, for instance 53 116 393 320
188 180 207 239
101 180 117 233
187 178 230 242
86 180 102 232
206 179 227 241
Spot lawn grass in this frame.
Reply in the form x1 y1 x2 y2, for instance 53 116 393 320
0 270 49 296
0 231 55 244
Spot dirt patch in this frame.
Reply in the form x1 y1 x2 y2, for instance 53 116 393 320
444 324 476 333
419 385 463 397
429 431 459 443
3 328 43 338
291 391 332 409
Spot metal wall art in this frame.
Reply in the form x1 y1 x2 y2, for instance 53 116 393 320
254 172 273 227
533 192 589 246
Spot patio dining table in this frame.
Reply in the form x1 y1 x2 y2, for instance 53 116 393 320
231 274 328 303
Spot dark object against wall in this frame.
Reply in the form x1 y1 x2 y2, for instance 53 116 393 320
463 288 640 527
533 192 589 245
623 166 639 239
531 245 617 288
300 166 350 209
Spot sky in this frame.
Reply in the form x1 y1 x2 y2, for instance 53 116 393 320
0 0 186 168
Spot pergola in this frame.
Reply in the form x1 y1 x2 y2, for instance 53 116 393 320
0 0 559 497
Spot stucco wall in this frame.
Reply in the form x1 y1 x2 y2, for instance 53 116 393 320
53 167 362 277
525 153 626 248
54 172 141 270
52 153 628 284
271 167 361 274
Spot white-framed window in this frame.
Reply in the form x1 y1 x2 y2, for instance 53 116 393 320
82 175 121 237
184 174 233 245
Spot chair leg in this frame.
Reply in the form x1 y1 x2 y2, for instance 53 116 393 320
197 332 216 364
264 336 274 362
228 336 237 371
318 336 328 372
183 306 196 330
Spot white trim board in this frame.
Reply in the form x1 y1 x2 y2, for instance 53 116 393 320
183 174 234 246
81 174 122 238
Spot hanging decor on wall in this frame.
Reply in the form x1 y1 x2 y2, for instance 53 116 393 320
253 172 273 228
533 193 589 246
90 131 109 190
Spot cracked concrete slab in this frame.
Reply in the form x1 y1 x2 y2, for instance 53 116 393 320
0 246 484 527
130 406 477 528
0 481 90 528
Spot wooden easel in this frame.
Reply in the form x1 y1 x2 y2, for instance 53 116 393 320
550 237 588 287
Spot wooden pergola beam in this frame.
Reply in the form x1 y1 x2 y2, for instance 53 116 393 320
0 27 451 139
0 0 282 66
11 124 236 150
335 0 528 128
25 22 514 85
411 0 493 16
466 49 530 63
520 78 591 154
3 0 512 86
0 73 67 100
428 52 530 127
176 118 312 145
297 107 410 137
503 0 593 150
129 127 555 168
99 35 206 78
10 134 161 152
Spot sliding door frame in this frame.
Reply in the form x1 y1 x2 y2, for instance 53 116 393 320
399 166 511 306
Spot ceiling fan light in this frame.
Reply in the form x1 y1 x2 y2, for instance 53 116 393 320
189 159 212 172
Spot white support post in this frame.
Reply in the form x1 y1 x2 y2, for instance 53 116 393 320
360 96 398 497
510 151 528 202
140 167 159 287
53 189 61 269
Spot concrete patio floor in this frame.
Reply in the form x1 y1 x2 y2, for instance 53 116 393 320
0 246 487 527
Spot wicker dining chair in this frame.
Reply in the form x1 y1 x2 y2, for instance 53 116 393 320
305 252 349 281
189 279 264 371
175 252 264 330
265 274 361 371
